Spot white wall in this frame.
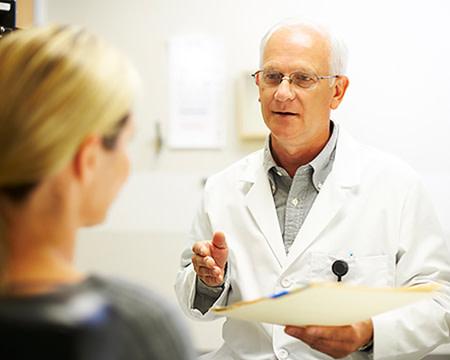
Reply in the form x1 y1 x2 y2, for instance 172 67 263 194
40 0 450 354
41 0 450 230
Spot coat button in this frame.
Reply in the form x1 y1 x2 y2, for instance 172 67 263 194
278 348 289 359
281 278 292 288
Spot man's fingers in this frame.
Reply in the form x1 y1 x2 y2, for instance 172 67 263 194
192 254 215 268
192 254 221 276
192 243 208 257
199 275 224 287
285 322 372 359
192 236 227 286
193 258 224 286
196 265 221 278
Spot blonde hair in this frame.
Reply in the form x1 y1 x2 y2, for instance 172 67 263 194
0 24 137 192
0 24 138 286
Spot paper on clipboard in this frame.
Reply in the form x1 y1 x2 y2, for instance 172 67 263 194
212 282 440 326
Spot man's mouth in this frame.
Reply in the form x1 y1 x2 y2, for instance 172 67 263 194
273 111 297 116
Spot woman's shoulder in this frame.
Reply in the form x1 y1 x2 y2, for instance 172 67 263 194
83 274 178 316
81 274 196 359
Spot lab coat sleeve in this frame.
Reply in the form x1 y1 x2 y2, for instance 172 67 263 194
174 188 232 321
372 177 450 359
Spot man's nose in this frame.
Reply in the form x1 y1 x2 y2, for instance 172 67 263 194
274 77 295 101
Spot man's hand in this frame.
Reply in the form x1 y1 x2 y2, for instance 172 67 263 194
192 232 228 287
284 319 373 359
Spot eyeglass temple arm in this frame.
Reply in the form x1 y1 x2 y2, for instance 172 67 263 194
319 75 341 80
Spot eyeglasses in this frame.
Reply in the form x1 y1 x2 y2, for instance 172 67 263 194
252 70 340 90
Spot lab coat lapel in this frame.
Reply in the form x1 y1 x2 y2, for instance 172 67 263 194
242 163 286 266
286 129 362 264
286 173 350 262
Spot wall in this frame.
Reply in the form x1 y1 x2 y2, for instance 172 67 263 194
40 0 450 354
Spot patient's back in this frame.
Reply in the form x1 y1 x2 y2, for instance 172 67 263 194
0 275 196 360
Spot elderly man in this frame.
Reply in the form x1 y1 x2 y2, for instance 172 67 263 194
175 19 450 359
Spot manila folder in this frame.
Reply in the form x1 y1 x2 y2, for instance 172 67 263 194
212 282 440 326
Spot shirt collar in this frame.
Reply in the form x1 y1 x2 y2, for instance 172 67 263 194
263 121 339 191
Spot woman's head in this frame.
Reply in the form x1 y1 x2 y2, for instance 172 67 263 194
0 24 138 202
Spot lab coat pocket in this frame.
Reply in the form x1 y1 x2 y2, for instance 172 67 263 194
308 252 393 287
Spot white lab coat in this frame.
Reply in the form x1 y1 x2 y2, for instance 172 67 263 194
175 127 450 360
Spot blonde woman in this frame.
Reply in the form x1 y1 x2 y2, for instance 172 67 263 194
0 25 195 359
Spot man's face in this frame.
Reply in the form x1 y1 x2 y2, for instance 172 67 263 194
258 25 346 153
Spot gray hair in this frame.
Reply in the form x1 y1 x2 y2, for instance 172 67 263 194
259 18 349 76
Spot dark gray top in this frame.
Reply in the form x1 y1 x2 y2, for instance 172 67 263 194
0 274 196 360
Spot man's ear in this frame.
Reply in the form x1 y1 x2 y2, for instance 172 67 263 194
255 74 262 103
72 134 101 184
330 76 349 110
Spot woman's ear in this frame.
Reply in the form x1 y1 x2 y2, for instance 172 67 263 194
72 134 102 184
330 76 349 110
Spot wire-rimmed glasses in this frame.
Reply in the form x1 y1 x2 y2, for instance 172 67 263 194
252 70 340 90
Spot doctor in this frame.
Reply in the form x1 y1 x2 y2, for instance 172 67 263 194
175 19 450 359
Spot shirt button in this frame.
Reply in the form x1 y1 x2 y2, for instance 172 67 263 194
281 278 292 288
278 349 289 359
291 198 298 206
318 183 323 190
277 171 283 176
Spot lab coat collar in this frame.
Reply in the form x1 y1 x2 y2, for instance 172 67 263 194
285 127 363 264
333 127 363 188
239 125 363 267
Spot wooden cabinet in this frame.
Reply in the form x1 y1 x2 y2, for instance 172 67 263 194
16 0 33 28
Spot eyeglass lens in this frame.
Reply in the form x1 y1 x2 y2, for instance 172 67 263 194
259 71 317 89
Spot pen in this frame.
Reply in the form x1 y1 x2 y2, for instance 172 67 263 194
270 290 290 299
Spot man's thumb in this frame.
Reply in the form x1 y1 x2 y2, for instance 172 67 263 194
212 231 227 250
